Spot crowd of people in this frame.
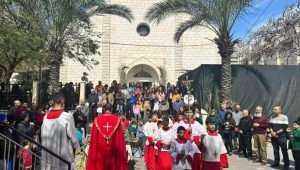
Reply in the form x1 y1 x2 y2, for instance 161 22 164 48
1 80 300 170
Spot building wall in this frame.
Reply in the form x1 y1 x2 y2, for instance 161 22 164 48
60 0 220 85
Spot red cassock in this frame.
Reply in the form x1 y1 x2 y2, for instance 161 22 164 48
192 136 202 170
156 141 172 170
144 137 156 170
86 112 128 170
202 154 228 170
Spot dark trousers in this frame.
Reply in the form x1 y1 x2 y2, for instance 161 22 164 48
233 132 241 150
292 150 300 170
271 138 290 166
223 133 233 153
240 134 252 157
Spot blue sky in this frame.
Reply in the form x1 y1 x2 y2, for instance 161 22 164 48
233 0 297 41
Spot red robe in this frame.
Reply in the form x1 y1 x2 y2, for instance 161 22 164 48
156 128 173 170
144 137 157 170
86 112 127 170
192 136 202 170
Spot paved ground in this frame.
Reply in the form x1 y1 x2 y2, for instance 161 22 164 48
134 143 295 170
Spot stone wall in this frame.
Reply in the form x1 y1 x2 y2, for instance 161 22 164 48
60 0 220 85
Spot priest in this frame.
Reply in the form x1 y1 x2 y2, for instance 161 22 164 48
86 104 128 170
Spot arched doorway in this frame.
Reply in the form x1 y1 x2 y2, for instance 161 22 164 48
126 64 160 86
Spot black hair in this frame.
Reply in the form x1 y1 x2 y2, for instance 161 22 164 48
177 126 185 133
162 116 169 123
206 116 216 125
51 93 65 105
103 103 112 112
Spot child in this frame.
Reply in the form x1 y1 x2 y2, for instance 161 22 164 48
288 117 300 170
133 101 141 120
18 141 32 170
238 110 253 158
206 109 222 132
157 117 173 170
170 126 193 170
199 116 228 170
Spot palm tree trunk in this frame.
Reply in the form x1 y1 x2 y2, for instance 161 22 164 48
220 54 232 103
215 37 234 103
48 42 63 95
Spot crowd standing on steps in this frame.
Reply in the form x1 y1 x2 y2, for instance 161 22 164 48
0 80 298 170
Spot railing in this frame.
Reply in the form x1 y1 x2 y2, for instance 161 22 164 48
0 123 71 170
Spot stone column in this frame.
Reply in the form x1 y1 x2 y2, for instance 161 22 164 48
79 82 86 104
32 81 38 105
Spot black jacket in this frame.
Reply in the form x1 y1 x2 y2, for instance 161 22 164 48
238 116 253 135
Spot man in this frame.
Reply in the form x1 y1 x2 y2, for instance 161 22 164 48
41 93 79 170
233 104 242 151
8 100 26 124
269 106 289 169
238 110 253 158
218 103 227 124
252 106 268 165
86 104 128 170
87 89 98 123
172 96 184 114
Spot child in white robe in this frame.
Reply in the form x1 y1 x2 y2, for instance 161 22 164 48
170 126 194 170
199 116 229 170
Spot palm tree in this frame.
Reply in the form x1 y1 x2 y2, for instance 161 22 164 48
146 0 252 102
10 0 134 94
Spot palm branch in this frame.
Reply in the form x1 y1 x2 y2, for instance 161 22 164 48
146 0 252 102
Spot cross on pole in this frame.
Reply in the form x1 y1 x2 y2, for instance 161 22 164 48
103 122 112 132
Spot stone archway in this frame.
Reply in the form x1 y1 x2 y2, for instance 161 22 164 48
126 64 160 85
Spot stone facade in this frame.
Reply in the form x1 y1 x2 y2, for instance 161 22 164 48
60 0 220 85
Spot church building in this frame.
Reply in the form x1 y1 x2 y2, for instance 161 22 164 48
60 0 220 85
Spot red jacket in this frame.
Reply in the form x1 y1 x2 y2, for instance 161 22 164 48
252 115 268 134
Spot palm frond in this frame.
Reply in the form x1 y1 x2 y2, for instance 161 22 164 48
174 16 204 43
145 0 197 24
96 4 134 22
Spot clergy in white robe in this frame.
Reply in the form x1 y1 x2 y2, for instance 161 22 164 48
41 94 79 170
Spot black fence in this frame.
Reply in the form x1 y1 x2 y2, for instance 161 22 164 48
0 122 71 170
